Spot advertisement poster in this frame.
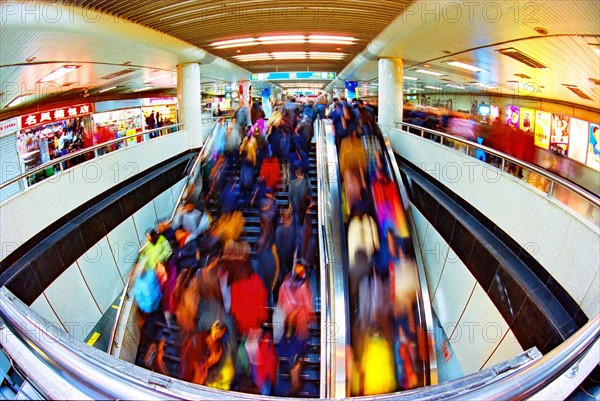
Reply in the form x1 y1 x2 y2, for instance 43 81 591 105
550 113 570 155
587 123 600 171
520 108 535 134
534 110 551 149
567 118 589 164
490 105 499 121
505 105 520 130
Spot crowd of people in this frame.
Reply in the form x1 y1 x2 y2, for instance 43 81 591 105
132 98 324 396
328 97 425 395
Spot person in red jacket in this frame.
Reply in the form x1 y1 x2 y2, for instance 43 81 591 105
228 248 268 337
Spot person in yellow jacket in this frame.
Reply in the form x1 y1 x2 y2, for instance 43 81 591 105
142 228 173 271
239 131 258 166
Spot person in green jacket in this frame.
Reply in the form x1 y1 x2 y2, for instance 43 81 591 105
143 228 173 271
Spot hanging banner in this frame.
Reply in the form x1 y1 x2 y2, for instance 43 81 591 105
345 80 358 100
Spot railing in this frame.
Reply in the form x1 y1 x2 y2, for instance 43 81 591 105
0 123 184 199
315 117 349 398
395 122 600 228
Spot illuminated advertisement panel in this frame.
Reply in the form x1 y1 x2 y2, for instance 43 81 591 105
534 110 551 149
505 105 520 130
550 113 570 155
587 123 600 171
520 108 535 134
567 118 588 164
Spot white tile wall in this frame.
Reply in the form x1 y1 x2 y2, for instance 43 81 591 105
450 285 512 375
410 205 429 246
43 263 102 342
421 222 450 298
29 294 65 332
432 248 477 338
552 219 600 305
107 217 140 281
76 237 124 313
481 329 524 370
132 201 159 243
152 189 175 223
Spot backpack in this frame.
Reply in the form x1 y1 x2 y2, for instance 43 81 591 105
134 269 162 313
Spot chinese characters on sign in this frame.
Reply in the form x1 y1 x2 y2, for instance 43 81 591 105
20 103 93 128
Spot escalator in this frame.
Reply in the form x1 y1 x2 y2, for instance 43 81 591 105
132 122 322 397
331 120 437 395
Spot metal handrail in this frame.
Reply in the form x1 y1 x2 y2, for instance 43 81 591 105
0 123 184 190
318 118 349 398
395 122 600 209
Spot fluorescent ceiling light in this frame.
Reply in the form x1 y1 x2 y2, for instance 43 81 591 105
134 86 154 92
211 37 255 46
39 65 80 82
215 42 259 49
99 86 117 93
403 76 418 80
258 40 305 45
424 85 443 90
309 35 356 41
259 35 304 41
446 61 484 72
309 52 345 56
308 39 354 45
416 69 445 76
589 43 600 56
6 94 34 108
150 73 175 80
445 84 467 89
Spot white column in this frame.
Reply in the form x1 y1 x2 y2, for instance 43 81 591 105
378 58 403 131
177 62 203 147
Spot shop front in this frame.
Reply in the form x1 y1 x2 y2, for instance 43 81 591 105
141 97 178 132
17 103 94 184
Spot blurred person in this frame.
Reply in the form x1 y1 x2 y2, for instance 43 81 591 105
347 209 379 268
274 260 316 395
142 228 173 271
255 218 279 306
275 207 296 278
251 100 265 124
173 202 211 240
174 226 200 272
288 167 311 228
234 102 251 129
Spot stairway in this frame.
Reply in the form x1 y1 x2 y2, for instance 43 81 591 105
134 142 321 397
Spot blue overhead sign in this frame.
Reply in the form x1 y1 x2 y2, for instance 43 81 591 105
250 71 336 81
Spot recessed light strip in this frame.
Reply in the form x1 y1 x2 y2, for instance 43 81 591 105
446 61 484 72
211 34 357 47
39 65 80 83
415 69 445 76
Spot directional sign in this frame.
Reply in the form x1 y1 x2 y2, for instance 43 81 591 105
250 72 336 81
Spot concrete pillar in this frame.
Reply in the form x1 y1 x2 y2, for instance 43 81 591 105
378 58 403 131
177 62 203 145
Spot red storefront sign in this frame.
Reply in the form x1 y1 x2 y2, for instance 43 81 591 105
20 103 93 129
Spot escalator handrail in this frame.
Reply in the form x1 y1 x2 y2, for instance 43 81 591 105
316 117 349 398
377 125 438 385
395 122 600 207
107 121 219 355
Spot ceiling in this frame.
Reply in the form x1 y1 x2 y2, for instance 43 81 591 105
0 0 598 119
